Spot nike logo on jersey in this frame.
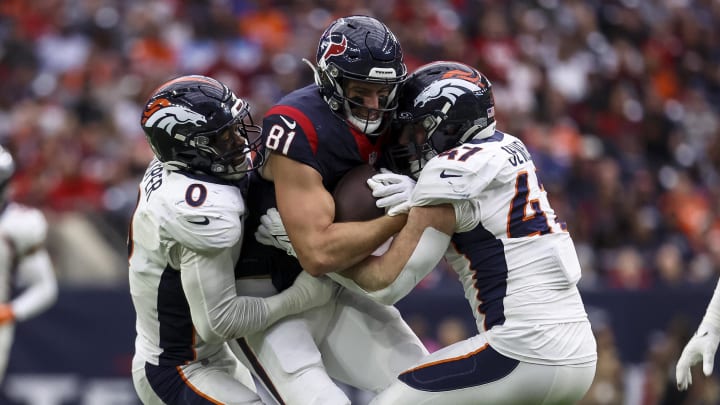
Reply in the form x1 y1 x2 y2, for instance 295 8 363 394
187 216 210 225
439 170 462 178
280 116 297 129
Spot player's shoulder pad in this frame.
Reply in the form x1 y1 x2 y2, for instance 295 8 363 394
0 203 48 255
412 146 503 206
263 104 317 153
158 172 245 252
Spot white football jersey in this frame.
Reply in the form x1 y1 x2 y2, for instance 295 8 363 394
0 202 56 320
412 131 596 366
129 159 247 367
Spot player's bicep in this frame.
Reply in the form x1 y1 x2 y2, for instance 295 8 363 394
179 246 238 343
270 154 334 247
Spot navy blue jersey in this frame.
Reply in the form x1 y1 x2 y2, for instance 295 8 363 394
237 84 388 291
261 84 384 189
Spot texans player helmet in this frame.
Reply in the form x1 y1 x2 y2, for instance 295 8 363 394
140 75 263 180
387 61 496 178
306 15 407 136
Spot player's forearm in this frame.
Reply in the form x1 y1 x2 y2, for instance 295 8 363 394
334 256 393 293
348 227 450 305
181 247 269 343
12 251 58 321
189 269 330 342
296 214 406 276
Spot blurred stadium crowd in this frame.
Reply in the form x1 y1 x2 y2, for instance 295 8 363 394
1 0 720 403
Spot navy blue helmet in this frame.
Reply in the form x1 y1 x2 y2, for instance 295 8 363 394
141 75 263 180
388 61 496 178
307 15 407 135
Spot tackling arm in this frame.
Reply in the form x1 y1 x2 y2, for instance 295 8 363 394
180 245 336 344
270 153 407 275
332 205 454 305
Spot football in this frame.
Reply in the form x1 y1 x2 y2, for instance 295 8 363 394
333 164 385 222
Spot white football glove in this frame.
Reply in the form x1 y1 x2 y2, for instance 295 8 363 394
290 271 340 308
367 168 416 216
255 208 296 257
676 324 720 390
265 271 341 325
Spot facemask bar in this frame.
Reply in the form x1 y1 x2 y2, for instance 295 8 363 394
186 101 264 178
304 58 404 135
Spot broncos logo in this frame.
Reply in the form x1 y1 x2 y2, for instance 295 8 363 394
441 69 484 85
414 78 481 109
141 98 207 135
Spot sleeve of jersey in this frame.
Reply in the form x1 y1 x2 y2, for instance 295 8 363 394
2 208 47 256
411 152 503 206
12 249 58 321
262 106 321 173
163 185 245 252
180 245 269 343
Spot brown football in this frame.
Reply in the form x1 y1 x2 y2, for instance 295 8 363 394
333 164 385 222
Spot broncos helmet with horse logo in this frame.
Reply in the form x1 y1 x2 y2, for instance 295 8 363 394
387 61 496 179
141 75 263 180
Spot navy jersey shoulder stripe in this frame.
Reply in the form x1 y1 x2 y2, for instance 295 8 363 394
265 104 319 155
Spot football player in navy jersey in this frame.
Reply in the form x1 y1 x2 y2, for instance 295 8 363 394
235 15 428 405
129 75 339 405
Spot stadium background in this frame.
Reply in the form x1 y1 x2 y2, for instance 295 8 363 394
1 0 720 404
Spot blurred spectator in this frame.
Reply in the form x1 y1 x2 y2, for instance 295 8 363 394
406 314 440 354
578 325 624 405
607 246 653 290
0 0 718 289
436 317 470 348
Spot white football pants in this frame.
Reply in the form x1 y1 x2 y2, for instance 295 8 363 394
370 332 596 405
232 279 429 405
132 344 262 405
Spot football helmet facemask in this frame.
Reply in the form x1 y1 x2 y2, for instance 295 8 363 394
387 61 496 179
141 75 263 180
304 15 407 136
